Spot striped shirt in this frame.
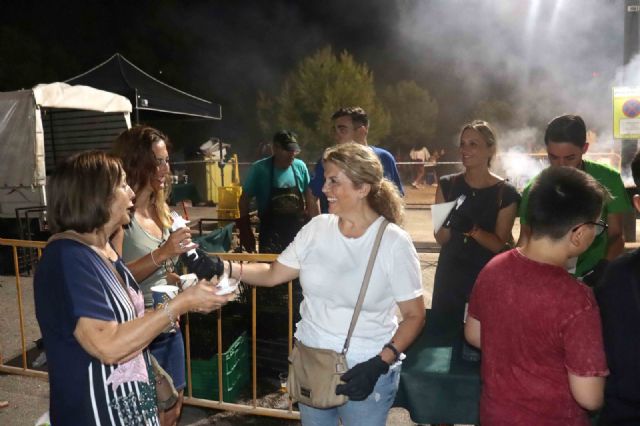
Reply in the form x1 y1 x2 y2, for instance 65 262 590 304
35 239 160 425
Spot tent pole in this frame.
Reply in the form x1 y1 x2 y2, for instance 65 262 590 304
134 89 140 125
219 139 225 187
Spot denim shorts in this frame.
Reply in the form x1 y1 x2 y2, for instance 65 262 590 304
149 328 186 390
298 363 401 426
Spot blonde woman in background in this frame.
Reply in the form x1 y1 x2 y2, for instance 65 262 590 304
431 120 520 319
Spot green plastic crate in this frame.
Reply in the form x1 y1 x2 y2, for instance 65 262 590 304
187 332 250 401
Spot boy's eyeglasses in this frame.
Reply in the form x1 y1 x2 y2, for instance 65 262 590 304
572 219 608 236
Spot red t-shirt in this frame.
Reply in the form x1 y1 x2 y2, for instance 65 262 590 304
468 249 608 426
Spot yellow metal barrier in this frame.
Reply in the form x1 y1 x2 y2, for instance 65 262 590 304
0 238 46 380
0 238 300 421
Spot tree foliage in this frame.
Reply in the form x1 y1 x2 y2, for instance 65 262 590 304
381 80 438 152
257 46 390 160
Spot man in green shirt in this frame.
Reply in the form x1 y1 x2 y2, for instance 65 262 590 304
518 114 632 286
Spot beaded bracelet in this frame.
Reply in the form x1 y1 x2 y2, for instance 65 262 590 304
383 342 401 362
227 260 233 278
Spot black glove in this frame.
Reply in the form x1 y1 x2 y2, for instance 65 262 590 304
445 208 475 234
179 248 224 280
335 355 389 401
580 259 609 287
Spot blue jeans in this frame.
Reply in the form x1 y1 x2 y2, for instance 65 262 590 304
298 364 401 426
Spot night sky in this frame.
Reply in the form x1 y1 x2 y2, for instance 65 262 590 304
0 0 629 161
0 1 403 155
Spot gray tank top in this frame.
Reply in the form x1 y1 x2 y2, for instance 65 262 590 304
122 215 171 308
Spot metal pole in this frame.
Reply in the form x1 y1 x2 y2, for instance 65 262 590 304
623 0 640 242
218 139 225 187
622 0 640 171
134 89 140 125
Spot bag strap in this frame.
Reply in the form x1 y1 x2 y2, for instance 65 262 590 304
341 219 389 355
47 231 128 291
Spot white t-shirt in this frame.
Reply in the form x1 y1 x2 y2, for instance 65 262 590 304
278 214 423 364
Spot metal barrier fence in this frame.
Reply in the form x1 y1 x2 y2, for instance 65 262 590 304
0 238 46 380
396 151 622 191
0 238 300 421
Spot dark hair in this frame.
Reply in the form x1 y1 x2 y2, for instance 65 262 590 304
323 142 404 224
331 106 369 128
544 114 587 148
112 125 172 227
632 149 640 187
48 150 124 233
527 166 607 240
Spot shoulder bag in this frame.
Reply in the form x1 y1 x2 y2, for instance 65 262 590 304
286 219 389 408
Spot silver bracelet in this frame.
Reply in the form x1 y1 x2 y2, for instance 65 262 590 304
150 248 161 267
163 302 176 328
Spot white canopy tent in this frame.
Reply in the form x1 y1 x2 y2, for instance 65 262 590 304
0 82 132 217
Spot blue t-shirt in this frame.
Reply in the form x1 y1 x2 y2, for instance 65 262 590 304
310 146 405 213
242 156 310 215
34 239 158 426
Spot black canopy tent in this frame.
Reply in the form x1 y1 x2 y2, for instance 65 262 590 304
65 53 222 123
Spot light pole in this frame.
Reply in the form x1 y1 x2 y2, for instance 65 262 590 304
622 0 640 172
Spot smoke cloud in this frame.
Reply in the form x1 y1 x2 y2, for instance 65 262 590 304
395 0 625 148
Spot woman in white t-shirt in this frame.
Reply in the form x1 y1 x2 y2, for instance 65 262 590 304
224 142 425 426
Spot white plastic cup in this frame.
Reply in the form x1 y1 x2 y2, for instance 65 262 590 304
151 285 179 309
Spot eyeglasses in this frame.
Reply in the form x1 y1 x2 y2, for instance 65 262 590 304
572 219 608 236
154 156 170 167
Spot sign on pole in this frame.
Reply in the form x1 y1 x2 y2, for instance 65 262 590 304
613 86 640 139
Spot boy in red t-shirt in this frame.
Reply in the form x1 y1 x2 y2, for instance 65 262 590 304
465 166 609 426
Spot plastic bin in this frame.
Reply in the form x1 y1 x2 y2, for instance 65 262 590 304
217 186 242 219
187 332 250 401
205 163 233 203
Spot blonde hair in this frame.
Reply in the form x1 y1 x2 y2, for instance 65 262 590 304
460 120 497 167
323 142 404 224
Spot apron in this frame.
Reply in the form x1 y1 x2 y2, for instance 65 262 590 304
259 158 307 254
